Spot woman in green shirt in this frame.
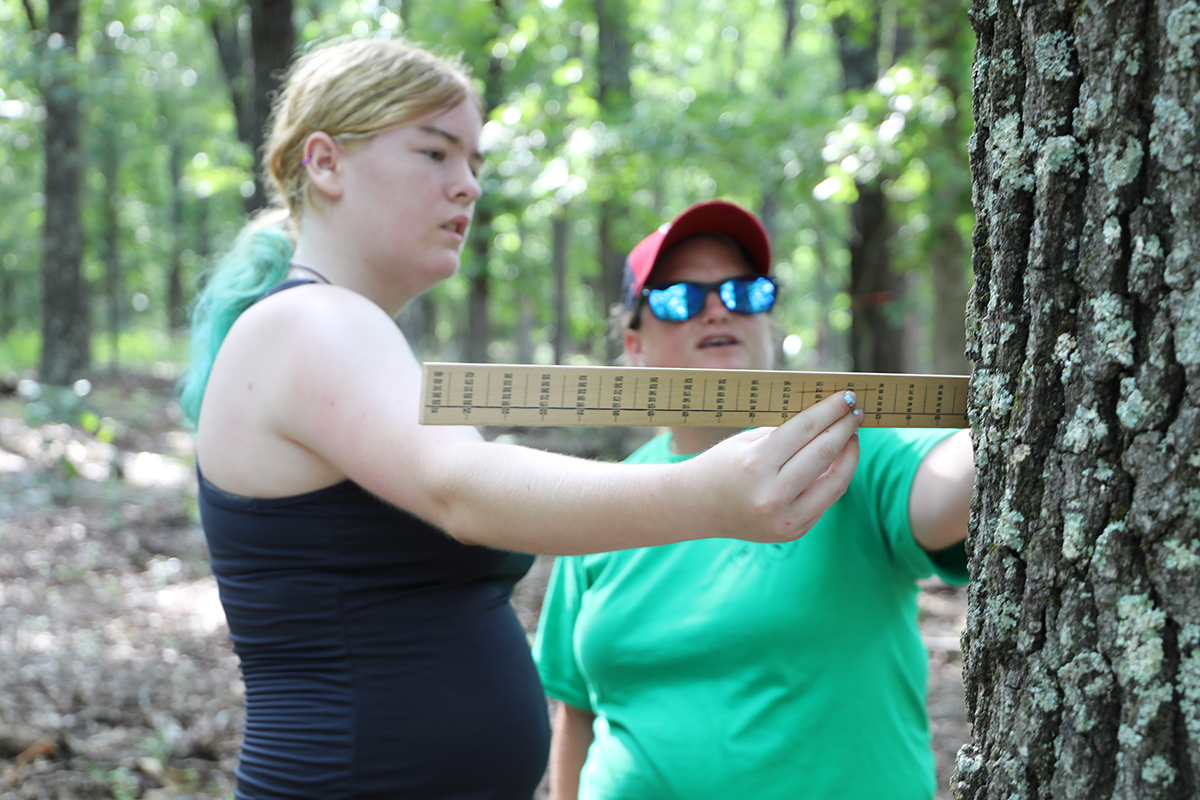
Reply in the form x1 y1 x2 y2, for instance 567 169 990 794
534 200 975 800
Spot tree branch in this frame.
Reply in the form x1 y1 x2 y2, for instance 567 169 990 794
23 0 39 31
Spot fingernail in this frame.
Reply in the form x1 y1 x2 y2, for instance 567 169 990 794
844 391 857 408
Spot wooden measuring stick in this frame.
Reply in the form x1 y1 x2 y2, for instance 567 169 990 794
419 363 970 429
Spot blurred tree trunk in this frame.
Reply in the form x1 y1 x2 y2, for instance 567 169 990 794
594 0 632 363
99 113 123 371
248 0 294 210
464 0 508 364
37 0 90 386
835 7 906 373
209 0 294 214
919 0 972 376
955 1 1200 798
0 268 13 336
552 215 569 364
758 0 797 251
167 138 187 331
98 33 123 370
466 201 493 363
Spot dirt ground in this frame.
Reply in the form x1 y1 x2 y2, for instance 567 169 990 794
0 372 969 799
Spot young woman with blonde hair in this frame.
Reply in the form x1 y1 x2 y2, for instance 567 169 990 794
182 39 862 799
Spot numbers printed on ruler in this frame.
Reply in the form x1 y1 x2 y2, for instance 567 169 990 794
419 363 970 429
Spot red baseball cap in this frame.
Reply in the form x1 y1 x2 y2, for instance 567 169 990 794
622 200 772 309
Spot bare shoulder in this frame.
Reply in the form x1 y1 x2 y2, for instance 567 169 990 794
198 285 463 498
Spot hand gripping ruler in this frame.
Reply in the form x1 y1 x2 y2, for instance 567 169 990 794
419 363 970 429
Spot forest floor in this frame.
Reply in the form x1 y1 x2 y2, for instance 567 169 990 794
0 371 970 800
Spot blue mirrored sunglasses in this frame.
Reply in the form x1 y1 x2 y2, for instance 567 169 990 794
640 276 777 323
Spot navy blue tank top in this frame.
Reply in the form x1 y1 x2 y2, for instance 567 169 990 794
197 282 549 798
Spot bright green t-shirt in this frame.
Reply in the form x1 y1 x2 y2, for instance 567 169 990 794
533 427 967 800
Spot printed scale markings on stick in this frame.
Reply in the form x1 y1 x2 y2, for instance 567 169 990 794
420 363 969 429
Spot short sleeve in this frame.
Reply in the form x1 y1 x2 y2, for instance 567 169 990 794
532 555 594 711
856 428 967 585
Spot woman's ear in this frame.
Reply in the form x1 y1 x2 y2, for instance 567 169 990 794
302 132 344 202
623 328 647 367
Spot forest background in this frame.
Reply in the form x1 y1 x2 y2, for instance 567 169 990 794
0 0 976 387
0 0 977 798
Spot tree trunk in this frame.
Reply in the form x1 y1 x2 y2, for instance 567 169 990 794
100 114 122 371
835 8 907 373
209 0 293 214
466 204 492 364
594 0 632 363
955 2 1200 799
848 182 904 372
167 137 187 331
209 15 255 149
552 215 569 365
758 0 796 285
463 0 508 364
39 0 90 386
0 267 14 336
247 0 294 212
921 0 973 376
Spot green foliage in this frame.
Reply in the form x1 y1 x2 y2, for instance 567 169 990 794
87 764 140 800
4 0 976 376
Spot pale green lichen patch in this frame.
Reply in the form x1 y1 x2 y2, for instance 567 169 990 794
973 366 1015 419
1103 216 1123 246
1089 293 1135 367
1063 404 1108 453
991 113 1035 192
1118 722 1144 749
1180 632 1200 743
1076 86 1114 132
1165 239 1195 290
1102 136 1144 189
994 48 1017 79
1117 376 1155 430
1168 280 1200 367
1162 539 1200 569
1142 756 1177 786
1062 511 1088 561
1129 234 1164 292
1116 593 1166 685
955 746 983 775
1150 95 1196 170
1117 33 1143 76
1035 31 1076 81
1054 333 1078 384
991 384 1014 417
995 502 1026 553
1037 135 1081 181
1058 651 1112 733
1166 3 1200 70
1090 520 1125 579
1030 681 1060 712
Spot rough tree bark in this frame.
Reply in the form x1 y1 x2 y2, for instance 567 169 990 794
955 1 1200 799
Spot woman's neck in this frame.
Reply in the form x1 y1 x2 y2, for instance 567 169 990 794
290 239 413 317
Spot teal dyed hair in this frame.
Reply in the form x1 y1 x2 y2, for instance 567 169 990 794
178 213 293 425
